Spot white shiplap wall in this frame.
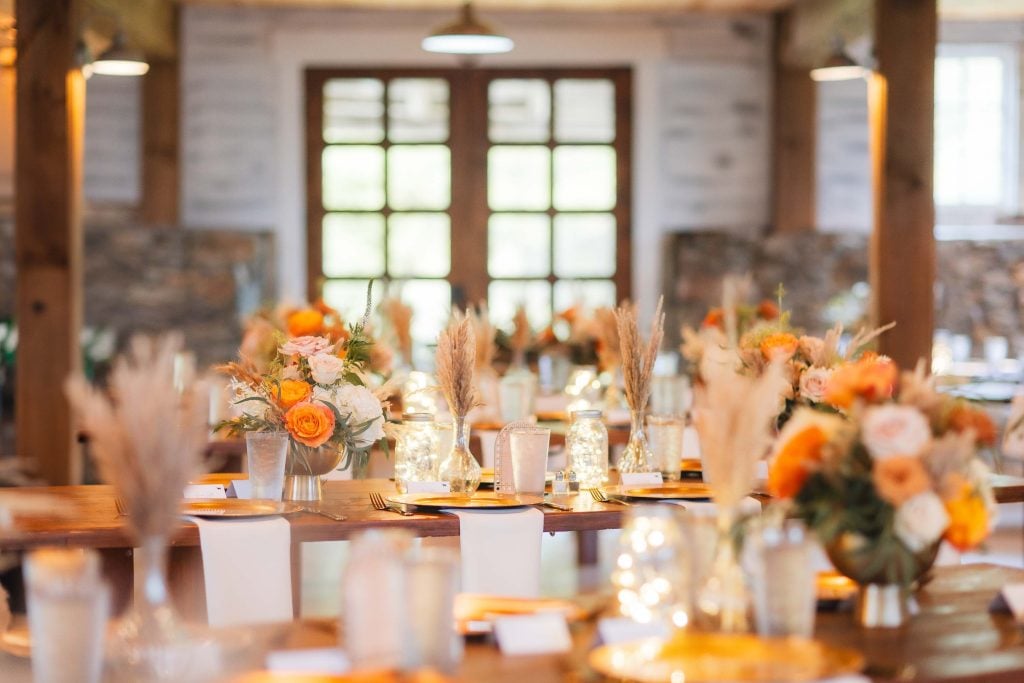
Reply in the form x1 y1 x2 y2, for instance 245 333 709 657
83 75 141 204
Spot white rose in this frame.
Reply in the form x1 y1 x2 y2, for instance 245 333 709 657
861 405 932 460
231 380 269 420
329 384 386 449
798 366 833 403
308 353 346 385
894 491 950 552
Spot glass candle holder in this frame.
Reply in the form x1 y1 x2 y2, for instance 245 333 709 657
394 413 441 493
566 409 608 489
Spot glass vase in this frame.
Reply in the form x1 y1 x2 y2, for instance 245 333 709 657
107 536 217 682
694 506 749 633
437 415 480 496
618 409 655 473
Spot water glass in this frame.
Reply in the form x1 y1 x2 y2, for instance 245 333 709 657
401 546 462 672
649 375 692 417
612 505 690 628
509 426 550 494
499 370 537 423
245 431 289 500
25 548 110 683
748 520 816 637
647 415 685 481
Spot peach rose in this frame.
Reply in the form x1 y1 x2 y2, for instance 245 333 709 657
702 308 725 330
757 299 780 320
873 455 931 506
861 405 932 461
287 309 325 337
768 425 827 499
284 401 336 448
825 356 897 408
798 366 832 403
276 379 312 409
946 404 997 447
280 335 331 358
759 332 799 361
943 481 990 551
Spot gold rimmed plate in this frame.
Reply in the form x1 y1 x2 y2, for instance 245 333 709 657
589 633 865 683
608 482 714 500
182 499 302 518
478 468 555 487
386 492 544 509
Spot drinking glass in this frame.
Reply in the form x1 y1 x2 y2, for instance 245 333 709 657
649 375 692 418
647 415 685 481
499 370 537 423
25 548 110 683
509 426 550 494
245 431 289 500
747 520 816 637
401 546 462 672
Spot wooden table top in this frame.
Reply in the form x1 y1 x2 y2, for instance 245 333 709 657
0 478 625 551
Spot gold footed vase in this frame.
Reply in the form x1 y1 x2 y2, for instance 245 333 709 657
825 532 940 629
283 443 347 502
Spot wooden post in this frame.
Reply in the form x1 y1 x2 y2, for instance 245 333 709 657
869 0 937 369
15 0 85 484
141 57 180 226
772 11 817 234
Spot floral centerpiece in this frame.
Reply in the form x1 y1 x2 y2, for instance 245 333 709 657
217 319 387 500
767 361 997 624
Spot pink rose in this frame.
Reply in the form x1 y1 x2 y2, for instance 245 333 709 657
279 335 331 358
861 405 932 460
798 367 832 403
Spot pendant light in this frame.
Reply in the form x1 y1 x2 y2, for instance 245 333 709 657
811 43 869 82
92 30 149 77
422 2 513 55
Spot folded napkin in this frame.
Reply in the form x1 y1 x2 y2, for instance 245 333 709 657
188 516 293 628
436 507 544 598
669 496 762 517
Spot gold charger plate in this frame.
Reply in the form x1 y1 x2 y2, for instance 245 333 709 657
478 468 555 486
182 498 302 518
609 482 713 500
589 633 865 683
386 492 544 509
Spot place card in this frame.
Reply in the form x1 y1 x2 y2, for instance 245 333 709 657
226 480 252 499
183 484 226 500
597 616 671 645
620 472 664 486
406 480 451 494
493 612 572 656
266 647 349 674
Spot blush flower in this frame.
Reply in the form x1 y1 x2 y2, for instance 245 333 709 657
873 455 931 506
280 335 331 358
825 356 897 408
861 405 932 460
308 352 346 385
798 366 832 403
894 491 949 553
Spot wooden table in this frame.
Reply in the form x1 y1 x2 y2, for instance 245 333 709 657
2 564 1021 682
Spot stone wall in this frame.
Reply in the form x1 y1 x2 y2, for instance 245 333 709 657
664 231 1024 357
0 212 274 367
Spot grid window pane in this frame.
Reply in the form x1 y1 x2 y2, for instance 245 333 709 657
388 145 451 210
388 213 451 278
489 280 552 330
392 279 452 345
488 146 550 210
323 278 383 323
554 279 616 312
553 213 616 277
322 213 385 277
553 145 616 211
389 78 449 142
323 78 384 143
488 214 550 278
488 79 550 142
554 79 615 142
323 146 385 210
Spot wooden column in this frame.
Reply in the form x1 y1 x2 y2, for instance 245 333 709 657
772 11 817 234
15 0 85 484
140 57 180 226
869 0 937 369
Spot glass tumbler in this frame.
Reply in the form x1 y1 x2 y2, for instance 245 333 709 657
647 415 685 482
509 426 550 495
245 431 289 500
401 546 462 673
747 520 817 637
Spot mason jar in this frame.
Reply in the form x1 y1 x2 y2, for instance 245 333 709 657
566 409 608 488
394 413 440 493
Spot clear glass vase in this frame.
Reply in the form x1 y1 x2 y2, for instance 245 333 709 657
107 536 219 682
694 506 749 633
618 409 655 473
437 415 480 496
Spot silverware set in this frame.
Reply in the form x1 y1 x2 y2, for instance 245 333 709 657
369 491 414 516
587 488 632 506
296 506 347 521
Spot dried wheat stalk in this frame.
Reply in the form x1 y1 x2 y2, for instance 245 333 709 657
467 303 496 371
381 297 414 366
65 334 209 540
594 306 622 369
510 305 531 356
615 298 665 414
435 315 482 417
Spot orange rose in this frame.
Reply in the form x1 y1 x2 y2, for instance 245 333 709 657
284 401 336 448
946 404 997 447
872 455 930 506
757 299 780 320
759 332 799 360
825 356 897 409
702 308 725 330
287 309 325 337
276 379 312 409
768 425 827 498
943 481 989 551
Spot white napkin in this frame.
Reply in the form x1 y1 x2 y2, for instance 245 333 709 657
670 497 762 517
188 516 293 627
440 508 544 598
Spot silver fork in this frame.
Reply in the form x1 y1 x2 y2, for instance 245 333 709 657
588 488 631 506
369 491 413 516
297 506 347 522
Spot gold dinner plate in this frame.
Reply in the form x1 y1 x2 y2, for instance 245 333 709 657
229 672 449 683
608 482 714 500
478 468 555 486
589 633 865 683
386 492 544 509
182 499 302 518
454 594 590 635
680 459 702 472
536 411 568 422
816 571 858 601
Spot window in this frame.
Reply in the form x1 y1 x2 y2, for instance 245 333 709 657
934 45 1019 221
306 68 631 347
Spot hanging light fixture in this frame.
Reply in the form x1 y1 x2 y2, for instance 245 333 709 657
422 2 513 55
91 30 149 76
811 43 869 82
